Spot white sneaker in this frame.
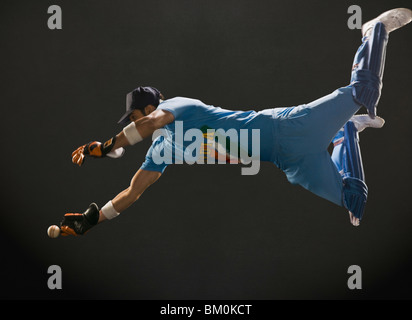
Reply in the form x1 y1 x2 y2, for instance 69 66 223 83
350 114 385 133
362 8 412 37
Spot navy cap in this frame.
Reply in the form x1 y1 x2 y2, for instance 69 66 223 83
118 86 162 125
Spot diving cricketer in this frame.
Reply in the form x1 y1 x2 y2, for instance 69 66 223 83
59 8 412 236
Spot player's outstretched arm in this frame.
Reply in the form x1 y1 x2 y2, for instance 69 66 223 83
100 169 162 221
72 109 174 166
60 169 161 236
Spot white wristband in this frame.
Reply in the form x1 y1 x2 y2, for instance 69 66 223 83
123 122 143 145
101 201 120 220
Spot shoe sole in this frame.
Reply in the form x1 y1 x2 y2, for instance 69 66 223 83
351 114 385 132
362 8 412 36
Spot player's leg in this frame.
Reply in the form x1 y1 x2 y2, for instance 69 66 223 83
280 115 384 226
288 9 411 151
350 22 388 119
351 8 412 118
331 121 366 224
273 20 388 153
284 151 345 209
330 115 384 224
290 86 360 152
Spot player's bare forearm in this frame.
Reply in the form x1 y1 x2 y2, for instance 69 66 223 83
61 164 161 235
98 169 162 223
72 109 174 166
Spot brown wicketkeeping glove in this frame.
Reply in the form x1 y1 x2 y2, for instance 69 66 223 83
60 203 100 236
72 137 116 166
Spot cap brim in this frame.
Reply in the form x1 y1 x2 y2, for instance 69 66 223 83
118 110 133 125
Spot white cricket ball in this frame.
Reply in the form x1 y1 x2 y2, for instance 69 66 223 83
47 225 61 238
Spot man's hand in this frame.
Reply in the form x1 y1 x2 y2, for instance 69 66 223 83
72 137 116 166
60 203 100 236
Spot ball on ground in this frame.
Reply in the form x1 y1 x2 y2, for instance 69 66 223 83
47 225 61 238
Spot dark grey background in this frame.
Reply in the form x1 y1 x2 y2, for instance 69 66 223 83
1 0 411 300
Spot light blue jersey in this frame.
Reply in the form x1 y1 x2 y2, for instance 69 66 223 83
140 97 276 173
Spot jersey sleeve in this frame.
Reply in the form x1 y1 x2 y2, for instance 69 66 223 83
157 97 203 121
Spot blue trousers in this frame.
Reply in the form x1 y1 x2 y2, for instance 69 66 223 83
271 24 388 211
272 86 360 207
